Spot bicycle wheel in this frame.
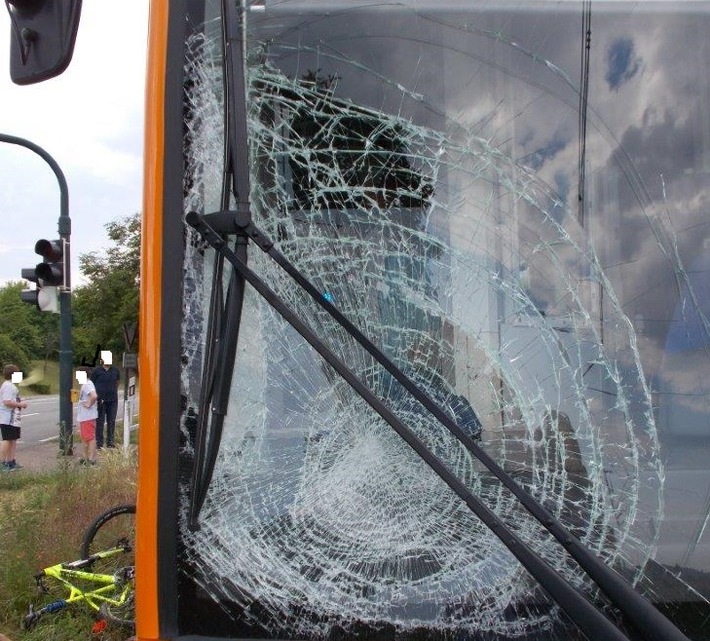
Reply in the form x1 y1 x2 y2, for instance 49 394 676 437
81 504 136 576
99 578 135 631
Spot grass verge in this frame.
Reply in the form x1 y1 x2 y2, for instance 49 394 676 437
18 361 60 397
0 451 137 641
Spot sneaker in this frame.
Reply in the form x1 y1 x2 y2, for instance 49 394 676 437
8 460 22 471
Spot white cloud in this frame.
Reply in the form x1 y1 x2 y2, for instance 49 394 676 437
0 2 148 285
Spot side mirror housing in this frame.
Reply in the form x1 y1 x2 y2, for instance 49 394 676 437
6 0 82 85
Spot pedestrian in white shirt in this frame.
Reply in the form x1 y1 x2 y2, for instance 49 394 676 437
0 364 28 471
76 367 99 466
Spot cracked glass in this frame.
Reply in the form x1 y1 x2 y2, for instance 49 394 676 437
177 1 710 638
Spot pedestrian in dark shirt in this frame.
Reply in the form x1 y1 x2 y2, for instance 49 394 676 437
90 354 121 448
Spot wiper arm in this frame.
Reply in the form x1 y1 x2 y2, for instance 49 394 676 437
194 209 691 641
186 210 637 641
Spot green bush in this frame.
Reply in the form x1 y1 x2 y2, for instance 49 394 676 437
28 382 51 395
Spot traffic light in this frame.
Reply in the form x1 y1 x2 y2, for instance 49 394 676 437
34 239 64 285
20 238 64 313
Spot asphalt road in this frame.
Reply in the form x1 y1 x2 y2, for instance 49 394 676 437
15 394 127 448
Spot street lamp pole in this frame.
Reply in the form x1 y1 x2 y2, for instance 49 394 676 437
0 133 73 454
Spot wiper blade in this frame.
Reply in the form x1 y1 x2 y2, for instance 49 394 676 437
187 251 224 529
188 238 248 531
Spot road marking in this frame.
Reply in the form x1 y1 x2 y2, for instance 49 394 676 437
39 436 59 443
21 412 40 417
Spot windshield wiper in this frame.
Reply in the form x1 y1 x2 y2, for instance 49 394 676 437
187 0 252 530
188 236 248 530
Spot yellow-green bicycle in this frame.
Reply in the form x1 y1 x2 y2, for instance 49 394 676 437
22 504 136 632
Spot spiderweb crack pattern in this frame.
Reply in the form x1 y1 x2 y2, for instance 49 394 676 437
175 11 678 639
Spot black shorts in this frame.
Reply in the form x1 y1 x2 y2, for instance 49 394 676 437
0 424 20 441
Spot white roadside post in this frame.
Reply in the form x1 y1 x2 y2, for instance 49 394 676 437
122 375 136 454
121 323 138 455
122 346 138 454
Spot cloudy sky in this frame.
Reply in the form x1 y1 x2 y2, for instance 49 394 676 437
0 2 149 285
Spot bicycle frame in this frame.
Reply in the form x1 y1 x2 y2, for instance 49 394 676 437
25 546 133 627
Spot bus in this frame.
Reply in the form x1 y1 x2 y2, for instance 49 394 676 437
9 1 710 640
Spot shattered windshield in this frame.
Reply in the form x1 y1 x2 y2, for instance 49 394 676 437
178 1 710 638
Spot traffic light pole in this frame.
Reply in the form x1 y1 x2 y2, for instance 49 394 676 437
0 133 73 454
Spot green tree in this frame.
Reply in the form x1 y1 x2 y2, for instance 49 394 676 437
0 334 31 373
73 213 140 361
0 281 45 369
